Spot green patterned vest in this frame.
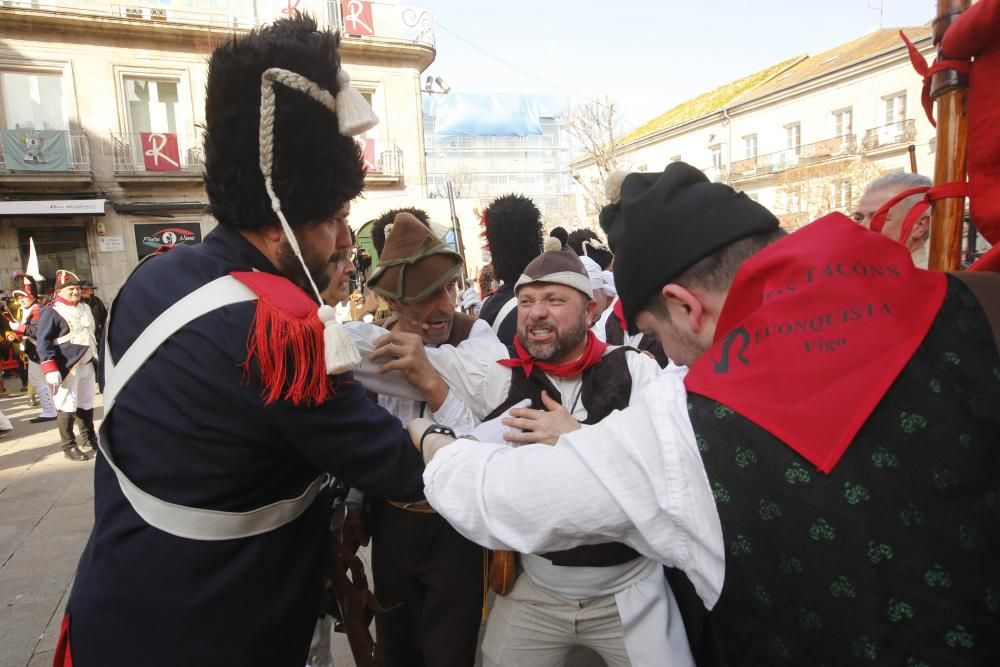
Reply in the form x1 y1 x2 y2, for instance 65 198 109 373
687 276 1000 665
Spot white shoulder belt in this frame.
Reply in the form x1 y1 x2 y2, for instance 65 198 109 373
100 274 328 541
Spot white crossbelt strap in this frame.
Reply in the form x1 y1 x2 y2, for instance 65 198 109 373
100 274 328 541
491 296 517 336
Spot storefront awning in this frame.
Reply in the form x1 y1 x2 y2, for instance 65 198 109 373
0 199 106 216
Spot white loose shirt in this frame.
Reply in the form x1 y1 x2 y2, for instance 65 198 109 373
423 370 727 608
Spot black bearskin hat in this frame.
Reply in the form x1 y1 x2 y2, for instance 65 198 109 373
549 226 569 249
482 194 543 285
203 15 365 231
372 207 431 256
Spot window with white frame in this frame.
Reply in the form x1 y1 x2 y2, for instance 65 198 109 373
834 179 852 210
124 77 181 134
710 144 722 169
1 70 68 130
832 108 852 138
884 92 906 126
743 134 757 159
785 123 801 154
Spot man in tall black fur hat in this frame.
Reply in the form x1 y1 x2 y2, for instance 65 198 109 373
478 194 543 344
56 16 425 666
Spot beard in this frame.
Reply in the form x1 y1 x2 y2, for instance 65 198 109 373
275 240 331 298
520 313 589 362
662 321 710 367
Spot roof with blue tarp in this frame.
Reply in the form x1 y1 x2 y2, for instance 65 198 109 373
423 93 570 137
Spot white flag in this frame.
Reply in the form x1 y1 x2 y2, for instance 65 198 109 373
26 237 43 281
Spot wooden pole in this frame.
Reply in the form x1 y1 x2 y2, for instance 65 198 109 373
907 144 918 173
928 0 970 271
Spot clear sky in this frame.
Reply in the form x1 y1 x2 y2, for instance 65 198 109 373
423 0 935 132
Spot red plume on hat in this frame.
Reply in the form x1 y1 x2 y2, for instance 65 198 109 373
16 274 38 299
56 269 81 287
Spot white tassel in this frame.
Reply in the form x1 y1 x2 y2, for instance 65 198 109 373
335 70 379 136
317 304 361 374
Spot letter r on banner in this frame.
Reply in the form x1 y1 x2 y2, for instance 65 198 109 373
340 0 374 36
140 132 181 172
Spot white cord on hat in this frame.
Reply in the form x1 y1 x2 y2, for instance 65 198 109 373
258 66 378 375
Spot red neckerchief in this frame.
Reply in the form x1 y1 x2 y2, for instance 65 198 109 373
498 329 608 378
612 298 628 331
685 213 946 473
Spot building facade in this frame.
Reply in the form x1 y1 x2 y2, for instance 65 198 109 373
0 0 436 298
423 93 576 228
572 27 936 230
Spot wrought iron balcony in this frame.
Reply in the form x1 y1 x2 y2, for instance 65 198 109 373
730 134 857 179
365 143 404 185
0 130 91 173
110 132 203 176
862 119 917 152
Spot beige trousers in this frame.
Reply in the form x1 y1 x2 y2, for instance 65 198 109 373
481 572 631 667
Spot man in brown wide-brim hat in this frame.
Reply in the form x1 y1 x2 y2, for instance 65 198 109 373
352 211 491 667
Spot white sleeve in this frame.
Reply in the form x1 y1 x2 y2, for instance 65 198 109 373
344 321 426 401
468 318 495 339
422 371 725 608
423 335 512 419
428 389 480 435
593 297 616 342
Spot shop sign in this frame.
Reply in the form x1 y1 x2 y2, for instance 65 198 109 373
134 222 202 258
0 199 106 216
99 236 125 252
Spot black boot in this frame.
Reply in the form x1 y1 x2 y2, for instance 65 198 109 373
76 407 99 451
57 411 93 462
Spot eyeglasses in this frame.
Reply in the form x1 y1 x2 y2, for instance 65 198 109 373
333 247 357 265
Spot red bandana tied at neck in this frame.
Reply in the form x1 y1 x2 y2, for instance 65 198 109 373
498 329 608 378
685 213 946 473
612 299 628 332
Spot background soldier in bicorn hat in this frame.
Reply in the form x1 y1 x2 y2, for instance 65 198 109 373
36 269 97 461
55 16 425 666
9 274 58 423
346 211 489 667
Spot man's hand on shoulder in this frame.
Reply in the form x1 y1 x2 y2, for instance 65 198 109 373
501 391 581 445
371 331 449 411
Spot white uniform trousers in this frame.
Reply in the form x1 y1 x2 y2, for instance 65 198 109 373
28 360 57 418
481 572 631 667
54 361 96 413
0 409 11 431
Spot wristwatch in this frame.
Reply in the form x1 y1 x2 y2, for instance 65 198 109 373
419 423 456 455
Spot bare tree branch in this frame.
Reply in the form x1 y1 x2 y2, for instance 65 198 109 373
566 96 630 216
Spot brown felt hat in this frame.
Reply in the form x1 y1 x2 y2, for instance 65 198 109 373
367 212 463 304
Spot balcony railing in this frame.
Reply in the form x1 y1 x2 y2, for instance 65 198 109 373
2 0 434 45
730 134 857 179
110 133 204 175
0 130 91 172
862 119 916 152
329 2 435 48
367 144 403 179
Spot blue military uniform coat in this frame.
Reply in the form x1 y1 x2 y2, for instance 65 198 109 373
64 224 425 666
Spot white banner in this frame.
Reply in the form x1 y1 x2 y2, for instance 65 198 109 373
0 199 105 216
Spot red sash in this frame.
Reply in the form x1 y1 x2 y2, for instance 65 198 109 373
685 214 946 473
498 330 608 378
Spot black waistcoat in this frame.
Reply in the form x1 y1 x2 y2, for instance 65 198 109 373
486 346 642 567
682 276 1000 666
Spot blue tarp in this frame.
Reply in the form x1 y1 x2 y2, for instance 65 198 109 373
423 93 569 137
